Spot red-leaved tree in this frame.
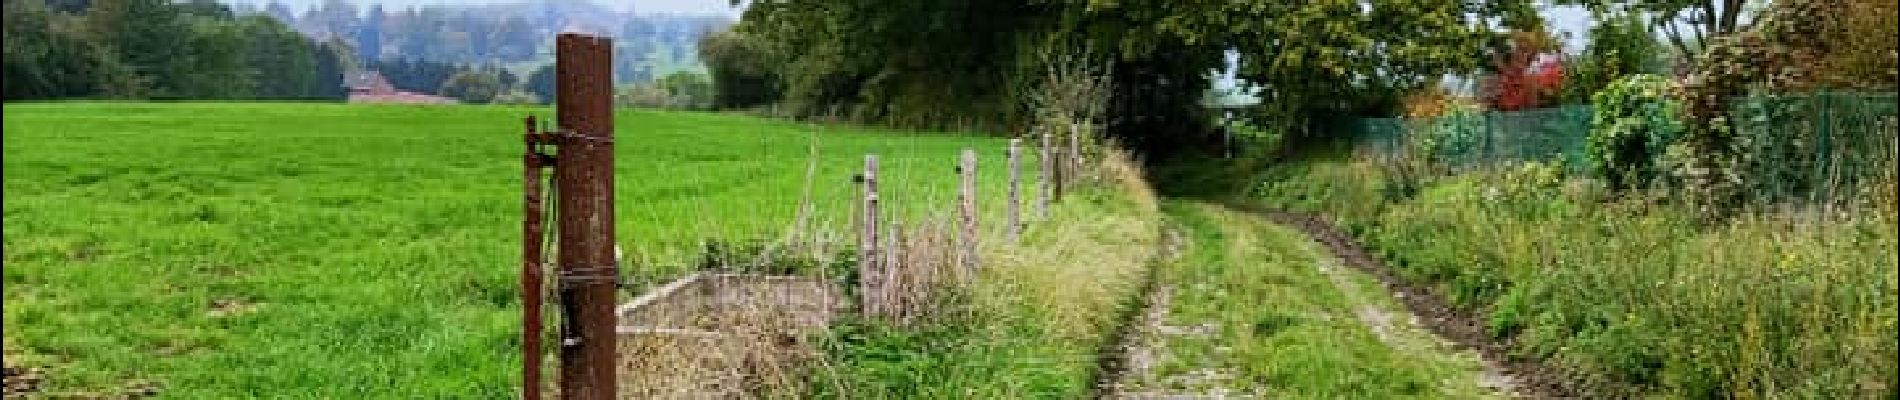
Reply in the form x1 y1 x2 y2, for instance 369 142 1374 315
1482 31 1566 111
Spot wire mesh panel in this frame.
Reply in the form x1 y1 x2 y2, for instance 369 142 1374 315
1732 91 1900 207
1341 92 1898 206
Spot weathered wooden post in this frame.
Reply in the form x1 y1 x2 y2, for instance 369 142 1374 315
859 155 881 317
1048 127 1064 207
552 33 616 400
1068 121 1083 181
958 148 980 274
883 220 901 318
1006 138 1022 241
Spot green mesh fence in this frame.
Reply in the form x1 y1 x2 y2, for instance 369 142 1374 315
1342 92 1899 206
1345 105 1592 171
1731 91 1900 206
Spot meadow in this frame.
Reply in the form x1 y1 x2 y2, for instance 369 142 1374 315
2 102 1018 397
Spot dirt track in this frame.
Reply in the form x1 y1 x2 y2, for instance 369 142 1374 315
1246 208 1587 399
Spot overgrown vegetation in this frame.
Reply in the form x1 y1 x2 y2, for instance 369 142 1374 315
810 149 1163 397
1253 151 1898 398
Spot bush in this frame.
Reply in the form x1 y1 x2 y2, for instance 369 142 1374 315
1586 74 1685 191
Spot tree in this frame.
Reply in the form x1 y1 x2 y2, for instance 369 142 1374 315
312 40 348 99
439 70 501 103
4 0 137 99
698 29 779 109
1481 31 1566 111
86 0 189 96
732 0 1536 154
170 17 254 98
1561 12 1662 104
657 71 713 109
240 15 318 99
358 4 385 61
1558 0 1759 67
525 64 556 104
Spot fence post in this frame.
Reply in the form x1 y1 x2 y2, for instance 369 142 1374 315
958 148 979 275
1006 138 1022 241
551 33 616 400
521 116 547 400
1069 121 1083 181
1038 127 1053 219
883 218 901 319
859 155 881 317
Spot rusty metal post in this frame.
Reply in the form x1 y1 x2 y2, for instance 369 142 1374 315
1006 138 1021 241
958 149 979 274
553 33 616 400
859 155 881 317
521 116 548 400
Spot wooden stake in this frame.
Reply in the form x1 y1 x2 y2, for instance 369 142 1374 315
859 155 880 317
1006 138 1022 241
958 148 979 275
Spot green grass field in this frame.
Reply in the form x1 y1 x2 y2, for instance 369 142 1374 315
2 102 1016 397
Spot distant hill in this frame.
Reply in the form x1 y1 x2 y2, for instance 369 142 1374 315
230 0 734 83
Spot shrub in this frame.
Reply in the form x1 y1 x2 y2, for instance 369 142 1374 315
1586 74 1685 191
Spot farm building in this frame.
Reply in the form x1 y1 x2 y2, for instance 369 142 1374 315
344 71 457 104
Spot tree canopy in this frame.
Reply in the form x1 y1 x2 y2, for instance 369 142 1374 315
717 0 1538 155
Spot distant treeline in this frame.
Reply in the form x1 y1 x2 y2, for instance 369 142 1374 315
3 0 347 101
252 0 731 84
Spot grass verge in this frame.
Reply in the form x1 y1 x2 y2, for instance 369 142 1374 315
1254 156 1899 398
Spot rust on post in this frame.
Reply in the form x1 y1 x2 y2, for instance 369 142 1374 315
553 33 617 400
958 149 980 274
1006 138 1022 241
522 116 547 400
859 155 881 317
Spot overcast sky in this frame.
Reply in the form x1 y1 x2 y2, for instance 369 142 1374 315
236 1 1586 44
230 0 745 16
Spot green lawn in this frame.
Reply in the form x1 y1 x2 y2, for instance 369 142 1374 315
2 102 1015 397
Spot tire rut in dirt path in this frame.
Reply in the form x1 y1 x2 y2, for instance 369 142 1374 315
1102 202 1519 399
1247 208 1586 399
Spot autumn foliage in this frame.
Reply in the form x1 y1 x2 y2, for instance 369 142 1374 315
1481 31 1566 111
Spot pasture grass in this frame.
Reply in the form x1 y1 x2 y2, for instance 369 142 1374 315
2 102 1019 397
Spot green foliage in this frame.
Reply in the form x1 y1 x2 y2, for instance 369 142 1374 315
2 0 336 101
656 71 713 110
1411 103 1489 167
1586 74 1686 190
697 29 780 109
3 0 139 100
238 15 318 99
731 0 1536 149
437 70 502 104
1555 0 1757 64
1561 12 1663 104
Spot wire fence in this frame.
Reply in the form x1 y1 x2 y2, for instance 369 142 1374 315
1342 91 1899 206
